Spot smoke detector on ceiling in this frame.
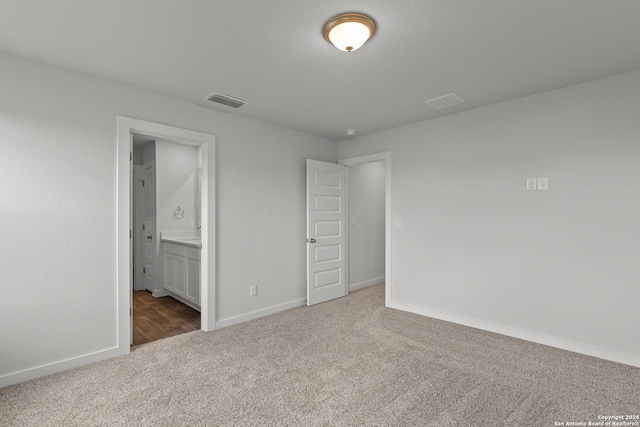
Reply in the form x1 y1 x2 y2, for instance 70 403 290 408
425 93 465 110
203 92 249 109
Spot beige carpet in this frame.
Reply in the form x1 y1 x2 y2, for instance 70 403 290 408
1 284 638 426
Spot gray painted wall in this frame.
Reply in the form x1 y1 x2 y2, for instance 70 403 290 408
2 50 638 386
339 70 640 365
0 52 337 384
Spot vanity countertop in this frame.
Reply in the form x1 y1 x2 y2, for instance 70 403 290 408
161 232 202 248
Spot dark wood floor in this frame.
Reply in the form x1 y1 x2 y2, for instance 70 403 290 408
132 290 201 346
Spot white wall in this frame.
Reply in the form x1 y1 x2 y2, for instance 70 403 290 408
338 70 640 366
348 161 385 290
155 140 198 236
141 141 155 165
153 139 198 294
0 52 337 385
132 145 143 164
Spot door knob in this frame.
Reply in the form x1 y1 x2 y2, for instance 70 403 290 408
308 238 316 243
146 235 152 240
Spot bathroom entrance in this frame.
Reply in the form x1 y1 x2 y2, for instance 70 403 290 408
116 116 216 354
131 135 204 345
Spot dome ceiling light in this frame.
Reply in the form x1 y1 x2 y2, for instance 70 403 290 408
323 13 376 52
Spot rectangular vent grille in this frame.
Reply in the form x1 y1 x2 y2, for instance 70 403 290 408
204 92 248 109
425 93 465 110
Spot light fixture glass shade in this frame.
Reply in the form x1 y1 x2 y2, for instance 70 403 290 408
328 22 371 52
323 13 376 52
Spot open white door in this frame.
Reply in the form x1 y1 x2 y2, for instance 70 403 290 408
306 159 347 306
142 161 156 292
129 135 133 345
132 165 145 291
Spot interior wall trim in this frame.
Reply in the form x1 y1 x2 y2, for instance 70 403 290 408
339 151 392 307
349 277 385 292
0 347 120 388
215 299 306 330
389 301 640 368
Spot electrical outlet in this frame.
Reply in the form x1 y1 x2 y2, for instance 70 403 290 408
249 285 257 297
526 178 537 191
189 219 194 228
537 177 548 190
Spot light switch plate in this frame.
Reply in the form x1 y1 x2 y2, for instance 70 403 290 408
527 178 537 191
537 177 548 190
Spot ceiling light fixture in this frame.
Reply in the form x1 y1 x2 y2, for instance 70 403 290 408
323 13 376 52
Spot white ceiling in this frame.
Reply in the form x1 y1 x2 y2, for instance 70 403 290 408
1 0 640 140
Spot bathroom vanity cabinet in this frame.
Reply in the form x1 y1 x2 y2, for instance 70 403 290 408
163 242 200 310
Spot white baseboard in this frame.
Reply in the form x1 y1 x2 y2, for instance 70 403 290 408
215 298 306 330
388 301 640 368
0 347 120 388
152 289 169 298
349 277 385 292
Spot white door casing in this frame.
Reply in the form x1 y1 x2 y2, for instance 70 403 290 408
306 159 347 306
129 135 133 345
143 161 156 292
117 116 215 356
339 151 392 307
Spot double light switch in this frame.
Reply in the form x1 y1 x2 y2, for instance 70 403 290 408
527 177 549 191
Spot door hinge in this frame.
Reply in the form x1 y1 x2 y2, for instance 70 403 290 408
130 152 133 162
142 180 145 187
142 224 145 231
130 307 132 317
130 229 132 239
143 267 146 274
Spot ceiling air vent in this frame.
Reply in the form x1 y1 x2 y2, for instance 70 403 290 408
204 92 248 109
425 93 465 110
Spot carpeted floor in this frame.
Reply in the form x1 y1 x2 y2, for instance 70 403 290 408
1 284 638 426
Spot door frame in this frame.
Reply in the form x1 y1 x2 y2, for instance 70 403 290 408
117 116 216 355
339 152 392 306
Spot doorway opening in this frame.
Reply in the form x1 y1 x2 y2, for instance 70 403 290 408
340 152 392 305
117 117 216 355
130 135 203 346
305 152 391 307
345 160 386 292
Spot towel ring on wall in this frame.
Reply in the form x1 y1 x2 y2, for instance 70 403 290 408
174 207 184 219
